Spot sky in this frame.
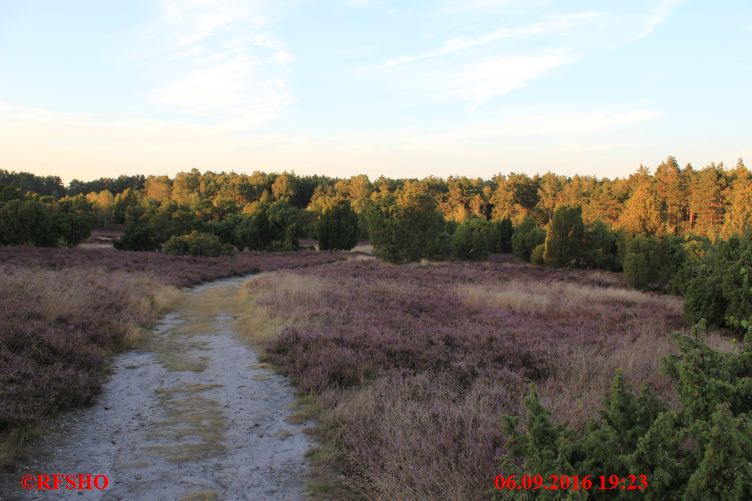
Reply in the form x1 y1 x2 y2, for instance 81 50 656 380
0 0 750 183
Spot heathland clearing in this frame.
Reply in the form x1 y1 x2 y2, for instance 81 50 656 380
236 256 734 500
1 276 309 500
0 248 741 500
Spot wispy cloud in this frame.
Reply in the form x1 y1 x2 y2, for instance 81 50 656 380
454 49 580 104
370 12 604 106
634 0 684 41
383 12 601 67
374 48 579 106
147 0 293 126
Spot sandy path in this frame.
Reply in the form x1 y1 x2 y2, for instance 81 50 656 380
1 276 309 501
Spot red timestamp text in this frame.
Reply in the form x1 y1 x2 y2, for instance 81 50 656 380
493 473 648 492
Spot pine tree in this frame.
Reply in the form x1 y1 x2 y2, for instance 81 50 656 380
654 156 687 235
586 182 622 226
721 159 752 238
537 172 564 223
690 164 728 238
619 179 662 236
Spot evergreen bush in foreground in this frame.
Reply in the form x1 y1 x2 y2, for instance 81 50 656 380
499 322 752 500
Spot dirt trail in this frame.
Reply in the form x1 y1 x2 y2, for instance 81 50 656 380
1 275 310 501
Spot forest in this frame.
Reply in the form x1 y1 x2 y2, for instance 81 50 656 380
3 156 750 248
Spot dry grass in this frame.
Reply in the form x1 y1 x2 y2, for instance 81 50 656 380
457 280 682 318
234 273 328 345
234 258 694 500
178 490 219 501
286 394 322 425
142 286 244 372
148 383 226 463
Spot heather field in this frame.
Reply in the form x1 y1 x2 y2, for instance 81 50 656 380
0 246 346 468
0 247 345 287
236 257 734 500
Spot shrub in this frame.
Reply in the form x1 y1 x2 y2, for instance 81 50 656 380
670 236 712 295
530 243 545 264
429 231 453 259
236 208 273 251
162 231 234 257
51 210 93 247
114 216 159 251
682 233 752 331
583 220 620 271
236 201 302 251
0 197 93 247
452 218 500 260
243 259 685 499
318 200 359 250
623 235 685 290
683 267 727 326
511 218 545 261
543 206 584 266
266 202 303 250
501 323 752 500
366 190 445 263
206 213 244 249
498 218 514 253
0 199 54 246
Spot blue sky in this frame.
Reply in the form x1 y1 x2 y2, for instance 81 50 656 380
0 0 750 182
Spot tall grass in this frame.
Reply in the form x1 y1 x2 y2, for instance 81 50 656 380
456 280 682 317
236 258 730 500
235 273 327 345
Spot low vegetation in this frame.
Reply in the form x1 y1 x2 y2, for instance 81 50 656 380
234 258 734 499
680 233 752 332
0 247 345 468
0 266 173 467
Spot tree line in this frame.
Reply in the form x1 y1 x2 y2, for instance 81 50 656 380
2 155 749 237
1 158 751 287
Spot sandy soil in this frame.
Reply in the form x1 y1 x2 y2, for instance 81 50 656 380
0 276 310 501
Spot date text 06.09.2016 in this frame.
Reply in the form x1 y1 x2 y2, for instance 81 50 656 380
494 474 648 492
